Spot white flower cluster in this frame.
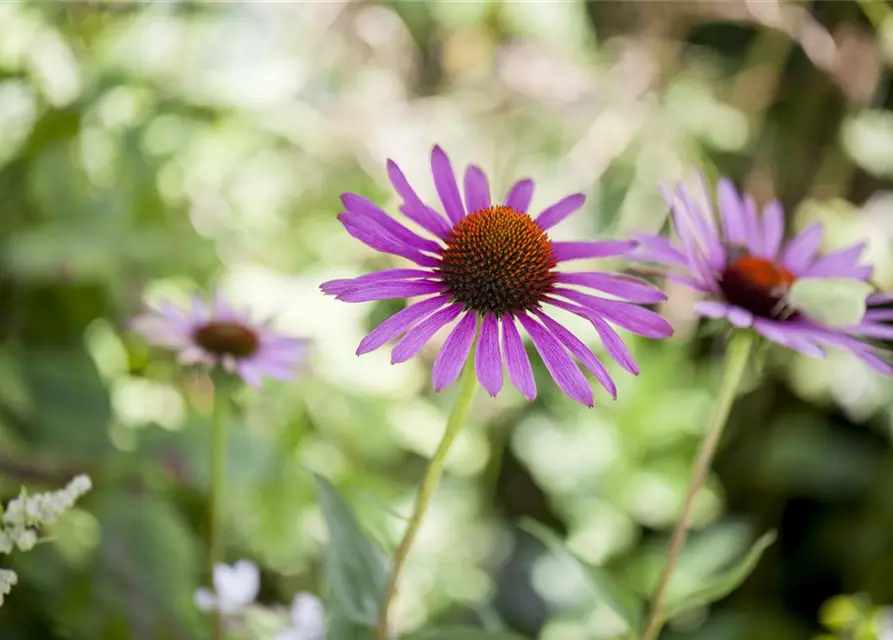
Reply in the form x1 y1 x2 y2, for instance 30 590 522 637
0 475 92 606
196 560 326 640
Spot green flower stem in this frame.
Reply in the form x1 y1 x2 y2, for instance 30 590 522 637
375 353 479 640
209 376 230 640
641 331 754 640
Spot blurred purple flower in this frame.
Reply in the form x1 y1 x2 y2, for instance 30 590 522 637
132 294 307 387
633 175 893 375
321 145 673 407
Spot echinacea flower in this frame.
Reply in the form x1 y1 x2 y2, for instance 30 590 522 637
321 146 673 406
194 560 259 615
633 175 893 375
132 294 307 387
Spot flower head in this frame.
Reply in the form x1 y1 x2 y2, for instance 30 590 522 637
273 593 326 640
194 560 259 615
633 175 893 374
132 294 307 388
321 145 673 406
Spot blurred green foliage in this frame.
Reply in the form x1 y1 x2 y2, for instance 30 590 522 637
1 1 893 639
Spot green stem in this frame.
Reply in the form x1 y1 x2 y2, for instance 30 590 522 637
641 331 754 640
375 354 479 640
209 378 230 640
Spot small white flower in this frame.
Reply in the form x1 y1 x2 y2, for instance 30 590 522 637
194 560 260 615
273 593 326 640
0 569 17 606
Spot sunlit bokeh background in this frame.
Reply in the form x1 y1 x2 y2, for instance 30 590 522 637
2 1 893 639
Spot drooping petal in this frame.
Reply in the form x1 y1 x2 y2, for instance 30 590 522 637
535 193 586 231
760 200 785 259
320 268 435 297
543 297 639 374
864 308 893 322
388 159 452 239
533 309 616 398
752 319 826 359
431 145 465 225
555 272 666 303
464 165 490 214
504 178 534 212
341 193 442 253
549 289 674 338
432 311 477 391
475 313 503 397
717 178 748 246
694 300 732 319
552 240 638 262
781 222 823 273
502 314 536 400
726 306 754 328
131 314 190 349
337 212 440 267
356 294 452 355
518 312 593 407
335 281 448 303
391 303 463 364
235 362 264 389
846 323 893 340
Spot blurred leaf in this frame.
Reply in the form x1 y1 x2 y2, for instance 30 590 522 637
520 518 644 635
404 629 526 640
665 530 776 620
16 346 111 456
327 604 374 639
314 474 388 626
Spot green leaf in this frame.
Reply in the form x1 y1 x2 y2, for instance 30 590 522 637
664 530 776 620
314 474 388 626
787 278 873 327
520 518 643 635
404 629 526 640
327 607 375 640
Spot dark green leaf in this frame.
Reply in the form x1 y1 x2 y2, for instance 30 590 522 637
314 474 388 626
665 530 776 620
520 518 644 634
327 606 375 640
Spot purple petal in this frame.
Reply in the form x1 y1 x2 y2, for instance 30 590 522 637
676 184 725 269
543 297 639 374
432 311 477 391
464 165 490 214
742 195 762 256
717 178 748 245
694 300 731 319
550 289 674 338
852 348 893 376
781 223 823 273
504 179 534 212
518 312 593 407
868 292 893 305
502 314 536 400
726 307 753 328
662 185 716 272
356 294 452 355
752 319 826 358
847 323 893 340
341 193 442 253
131 314 190 349
555 272 666 303
666 273 715 293
391 303 464 364
475 313 503 397
552 240 639 262
388 159 452 239
336 281 448 303
235 362 264 388
338 212 440 267
431 145 465 225
800 242 868 278
535 193 586 231
321 269 435 297
533 309 616 398
864 309 893 322
631 234 690 269
760 201 784 259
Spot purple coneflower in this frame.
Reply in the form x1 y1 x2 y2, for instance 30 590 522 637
632 175 893 375
321 146 674 406
132 294 307 387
